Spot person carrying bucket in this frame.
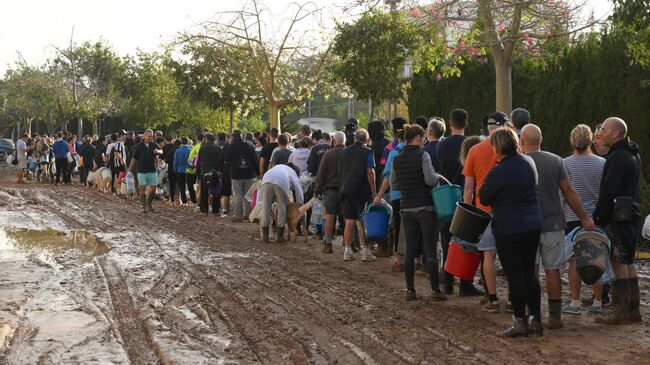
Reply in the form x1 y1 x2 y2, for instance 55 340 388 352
390 124 446 301
436 108 484 297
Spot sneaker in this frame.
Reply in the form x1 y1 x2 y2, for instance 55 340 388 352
589 305 603 314
405 289 417 301
321 244 333 254
343 250 355 261
361 250 377 262
220 212 228 218
430 290 447 301
482 301 500 313
561 304 582 315
505 301 513 313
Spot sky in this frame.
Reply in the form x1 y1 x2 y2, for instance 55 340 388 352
0 0 614 75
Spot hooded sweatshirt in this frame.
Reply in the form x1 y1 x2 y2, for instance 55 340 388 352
288 147 310 174
593 137 642 226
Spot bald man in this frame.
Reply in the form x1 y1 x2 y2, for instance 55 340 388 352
521 124 594 330
593 117 642 324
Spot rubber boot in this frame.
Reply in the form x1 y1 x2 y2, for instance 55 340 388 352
276 227 286 243
371 240 390 257
528 316 544 336
260 226 270 243
140 195 147 213
596 279 631 325
147 195 155 212
546 300 564 329
499 317 528 337
628 278 642 323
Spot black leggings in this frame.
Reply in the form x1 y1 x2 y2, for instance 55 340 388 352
391 199 401 253
186 173 198 204
167 166 177 200
496 230 541 318
402 210 439 291
54 158 68 184
176 173 188 204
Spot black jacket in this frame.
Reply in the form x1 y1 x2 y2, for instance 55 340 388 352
198 141 223 178
315 144 344 194
307 141 331 175
339 142 372 199
223 139 259 179
593 137 642 226
78 142 95 167
94 144 106 168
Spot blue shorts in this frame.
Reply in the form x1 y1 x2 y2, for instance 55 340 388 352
137 172 157 186
478 224 496 251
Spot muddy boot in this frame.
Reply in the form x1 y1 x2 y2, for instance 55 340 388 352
459 281 484 297
276 227 286 243
546 300 564 329
499 317 528 337
321 244 333 254
528 316 543 336
629 278 642 323
260 226 270 243
371 241 390 257
595 279 631 325
147 195 155 212
140 195 147 213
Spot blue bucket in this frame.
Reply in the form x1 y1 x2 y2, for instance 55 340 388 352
363 204 390 239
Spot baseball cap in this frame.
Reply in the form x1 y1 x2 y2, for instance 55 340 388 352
488 112 512 127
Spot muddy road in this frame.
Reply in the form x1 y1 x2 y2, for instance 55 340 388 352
1 177 649 364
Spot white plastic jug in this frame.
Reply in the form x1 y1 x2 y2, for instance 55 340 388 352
126 172 136 194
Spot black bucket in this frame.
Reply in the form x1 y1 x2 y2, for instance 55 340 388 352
573 228 610 285
449 202 492 243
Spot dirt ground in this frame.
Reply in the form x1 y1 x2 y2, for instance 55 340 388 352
0 168 649 364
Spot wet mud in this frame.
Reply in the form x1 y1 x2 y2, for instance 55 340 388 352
0 177 649 364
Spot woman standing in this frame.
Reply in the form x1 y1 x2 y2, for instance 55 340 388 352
390 125 445 301
479 128 543 337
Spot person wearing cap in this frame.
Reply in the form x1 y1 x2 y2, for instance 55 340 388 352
344 118 358 147
380 117 407 168
462 111 511 313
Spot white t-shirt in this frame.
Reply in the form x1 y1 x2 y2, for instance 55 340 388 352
16 139 27 160
262 164 304 204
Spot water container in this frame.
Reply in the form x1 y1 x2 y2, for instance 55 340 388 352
431 176 462 222
444 241 481 281
126 172 136 194
449 202 492 243
362 203 391 241
573 228 610 285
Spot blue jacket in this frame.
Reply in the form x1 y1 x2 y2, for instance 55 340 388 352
479 153 542 236
52 139 69 159
173 145 192 174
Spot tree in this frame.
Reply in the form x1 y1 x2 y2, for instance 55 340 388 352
176 40 264 133
180 0 334 132
331 10 421 120
610 0 650 71
352 0 599 113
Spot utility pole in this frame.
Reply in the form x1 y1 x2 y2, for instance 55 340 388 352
385 0 401 122
69 28 82 136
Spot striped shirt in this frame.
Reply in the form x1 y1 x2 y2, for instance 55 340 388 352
562 154 605 223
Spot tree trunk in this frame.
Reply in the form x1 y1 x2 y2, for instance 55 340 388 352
92 119 99 136
229 109 235 134
77 116 83 137
494 57 513 114
368 99 374 122
269 101 281 134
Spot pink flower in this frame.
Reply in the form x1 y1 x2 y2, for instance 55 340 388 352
498 23 506 32
523 33 530 40
435 73 442 81
410 7 421 17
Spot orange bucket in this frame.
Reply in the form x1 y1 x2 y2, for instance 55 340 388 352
444 242 481 281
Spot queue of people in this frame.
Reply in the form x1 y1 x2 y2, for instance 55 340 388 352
13 110 643 338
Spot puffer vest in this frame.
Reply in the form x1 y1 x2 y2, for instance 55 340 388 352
393 145 433 209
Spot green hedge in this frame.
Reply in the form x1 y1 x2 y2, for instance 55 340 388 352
408 32 650 216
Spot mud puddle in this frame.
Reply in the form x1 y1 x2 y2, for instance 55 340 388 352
0 228 109 267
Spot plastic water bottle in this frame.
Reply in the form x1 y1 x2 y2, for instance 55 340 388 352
126 172 136 194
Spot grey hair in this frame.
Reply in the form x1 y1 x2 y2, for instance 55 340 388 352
510 108 530 130
354 129 369 143
428 118 446 138
144 129 154 135
332 131 346 145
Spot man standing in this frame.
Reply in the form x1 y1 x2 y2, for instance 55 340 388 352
593 117 643 324
15 134 30 184
129 129 162 213
78 136 95 186
463 112 510 311
510 108 530 137
259 127 279 179
521 124 595 329
198 133 223 214
52 132 69 185
224 130 259 222
106 132 127 194
368 120 391 192
259 164 304 243
93 136 108 169
339 129 377 262
437 109 483 296
315 131 346 253
424 118 445 172
269 134 292 168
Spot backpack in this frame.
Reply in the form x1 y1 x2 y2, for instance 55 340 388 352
203 170 222 196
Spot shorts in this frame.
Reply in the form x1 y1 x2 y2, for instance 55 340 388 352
341 195 366 220
17 158 27 169
221 170 232 197
536 230 567 269
605 222 638 264
477 224 496 251
323 189 340 215
137 172 157 186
